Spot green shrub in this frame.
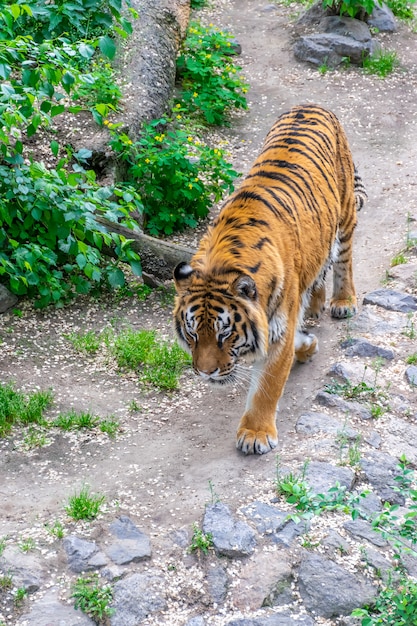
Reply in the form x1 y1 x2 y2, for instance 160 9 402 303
362 51 400 77
0 382 53 437
176 21 249 126
72 574 113 621
109 117 239 235
0 158 143 307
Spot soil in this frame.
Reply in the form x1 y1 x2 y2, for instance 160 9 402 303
1 0 417 623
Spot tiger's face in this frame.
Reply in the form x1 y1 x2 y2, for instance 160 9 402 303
173 262 268 384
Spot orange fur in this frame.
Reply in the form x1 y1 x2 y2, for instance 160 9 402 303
173 104 365 455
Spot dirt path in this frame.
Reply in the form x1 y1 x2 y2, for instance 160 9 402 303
1 0 417 621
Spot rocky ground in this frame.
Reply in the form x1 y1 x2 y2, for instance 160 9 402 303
1 0 417 625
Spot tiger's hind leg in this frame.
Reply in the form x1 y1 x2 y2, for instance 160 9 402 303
294 330 318 363
330 223 357 319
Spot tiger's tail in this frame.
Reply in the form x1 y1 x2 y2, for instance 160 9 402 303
354 165 367 212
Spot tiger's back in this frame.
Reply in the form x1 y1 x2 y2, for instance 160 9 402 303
174 104 365 455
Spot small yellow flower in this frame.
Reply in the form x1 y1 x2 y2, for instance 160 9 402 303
187 136 193 142
205 54 211 59
145 158 150 163
194 178 199 182
175 103 182 109
242 87 248 93
103 120 109 126
188 183 193 189
176 115 182 120
193 92 198 98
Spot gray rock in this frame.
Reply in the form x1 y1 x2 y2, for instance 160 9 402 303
363 288 417 312
227 613 314 625
360 546 394 581
241 501 288 534
405 365 417 386
63 536 103 573
19 588 94 625
272 519 310 546
352 307 407 334
293 33 377 68
321 530 350 555
343 519 387 547
353 491 383 517
305 461 355 494
364 431 382 448
207 564 228 604
319 15 372 42
315 390 372 420
368 3 397 32
298 553 376 617
0 284 18 313
110 572 167 625
186 618 206 626
106 516 152 565
0 546 44 593
360 452 405 505
328 361 375 384
296 410 358 439
340 337 395 360
203 502 257 557
388 262 417 288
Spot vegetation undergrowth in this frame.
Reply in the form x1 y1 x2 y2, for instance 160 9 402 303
72 574 114 621
0 382 53 437
65 485 105 521
0 3 248 305
276 453 417 625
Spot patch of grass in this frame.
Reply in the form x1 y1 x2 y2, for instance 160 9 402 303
406 353 417 365
110 328 191 390
402 313 416 339
99 417 120 438
53 409 100 431
391 252 407 266
65 330 101 354
65 486 105 521
22 426 50 449
362 50 399 77
72 574 113 621
189 523 213 555
14 587 27 607
0 383 53 437
19 538 35 553
0 537 7 556
45 520 65 539
0 573 13 590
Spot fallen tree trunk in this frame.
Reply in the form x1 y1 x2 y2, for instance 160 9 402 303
96 217 195 284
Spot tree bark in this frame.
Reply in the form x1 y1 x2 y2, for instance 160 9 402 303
96 217 195 284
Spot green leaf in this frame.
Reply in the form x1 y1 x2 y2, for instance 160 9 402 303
78 43 95 60
99 35 117 60
107 267 125 287
0 63 11 80
129 260 142 276
50 141 59 157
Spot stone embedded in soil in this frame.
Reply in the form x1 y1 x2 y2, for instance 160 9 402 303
272 519 310 547
368 3 397 31
19 588 94 625
352 307 408 334
226 612 314 625
203 502 257 557
296 410 359 439
110 572 167 626
405 365 417 386
0 284 18 313
321 530 350 556
343 518 388 547
340 337 395 360
105 515 152 565
360 451 405 505
0 546 44 593
241 501 288 535
363 288 417 312
315 390 372 420
63 535 105 573
360 547 395 582
206 563 229 604
231 549 293 610
185 617 206 626
353 491 383 517
298 553 377 618
305 461 355 494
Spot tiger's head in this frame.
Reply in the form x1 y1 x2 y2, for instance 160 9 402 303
173 262 268 384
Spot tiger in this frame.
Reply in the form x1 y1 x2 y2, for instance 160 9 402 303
173 103 366 455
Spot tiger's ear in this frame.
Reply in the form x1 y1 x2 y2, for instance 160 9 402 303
233 274 258 301
174 262 194 291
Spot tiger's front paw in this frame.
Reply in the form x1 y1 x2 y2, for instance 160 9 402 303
330 297 357 319
236 427 278 455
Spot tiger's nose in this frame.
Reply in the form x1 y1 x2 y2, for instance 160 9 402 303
196 367 220 380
